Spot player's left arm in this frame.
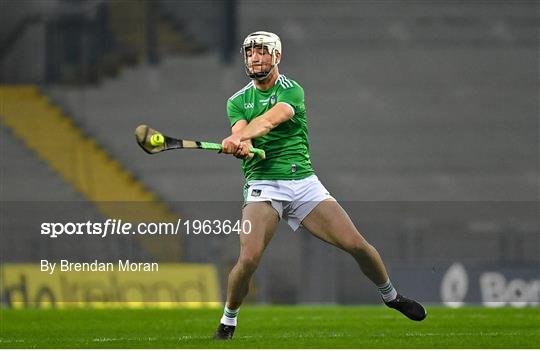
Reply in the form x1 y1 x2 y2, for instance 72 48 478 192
222 103 294 153
240 102 294 140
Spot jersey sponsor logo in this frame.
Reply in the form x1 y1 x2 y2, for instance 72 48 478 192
270 95 276 105
244 102 254 109
251 189 261 197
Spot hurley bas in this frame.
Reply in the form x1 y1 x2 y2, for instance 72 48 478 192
40 260 159 275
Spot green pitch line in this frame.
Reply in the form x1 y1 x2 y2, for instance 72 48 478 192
1 306 539 348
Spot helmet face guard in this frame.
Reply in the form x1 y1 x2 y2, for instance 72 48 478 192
242 31 282 81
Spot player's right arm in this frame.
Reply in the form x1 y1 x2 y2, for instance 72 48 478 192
231 120 253 159
224 97 253 157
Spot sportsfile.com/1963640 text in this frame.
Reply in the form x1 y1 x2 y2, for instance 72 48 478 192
40 218 251 238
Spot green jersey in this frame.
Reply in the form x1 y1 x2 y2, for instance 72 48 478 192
227 74 314 181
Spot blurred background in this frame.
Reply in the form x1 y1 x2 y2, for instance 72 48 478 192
1 0 538 307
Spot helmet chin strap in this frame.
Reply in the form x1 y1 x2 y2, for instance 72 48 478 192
249 64 277 81
246 53 279 82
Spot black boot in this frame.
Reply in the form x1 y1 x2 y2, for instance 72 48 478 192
384 294 427 321
214 323 236 340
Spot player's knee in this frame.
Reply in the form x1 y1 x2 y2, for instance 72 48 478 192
344 237 372 256
237 253 261 272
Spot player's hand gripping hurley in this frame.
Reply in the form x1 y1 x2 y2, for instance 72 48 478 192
135 125 266 159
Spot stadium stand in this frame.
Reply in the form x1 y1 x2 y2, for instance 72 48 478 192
0 86 182 261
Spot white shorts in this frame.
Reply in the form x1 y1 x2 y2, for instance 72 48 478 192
244 174 334 231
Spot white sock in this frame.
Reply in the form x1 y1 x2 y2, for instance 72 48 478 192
220 306 239 326
377 279 398 302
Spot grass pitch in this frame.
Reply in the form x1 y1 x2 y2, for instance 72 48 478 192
1 306 539 348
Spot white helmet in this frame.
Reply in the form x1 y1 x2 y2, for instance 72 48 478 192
241 31 282 81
